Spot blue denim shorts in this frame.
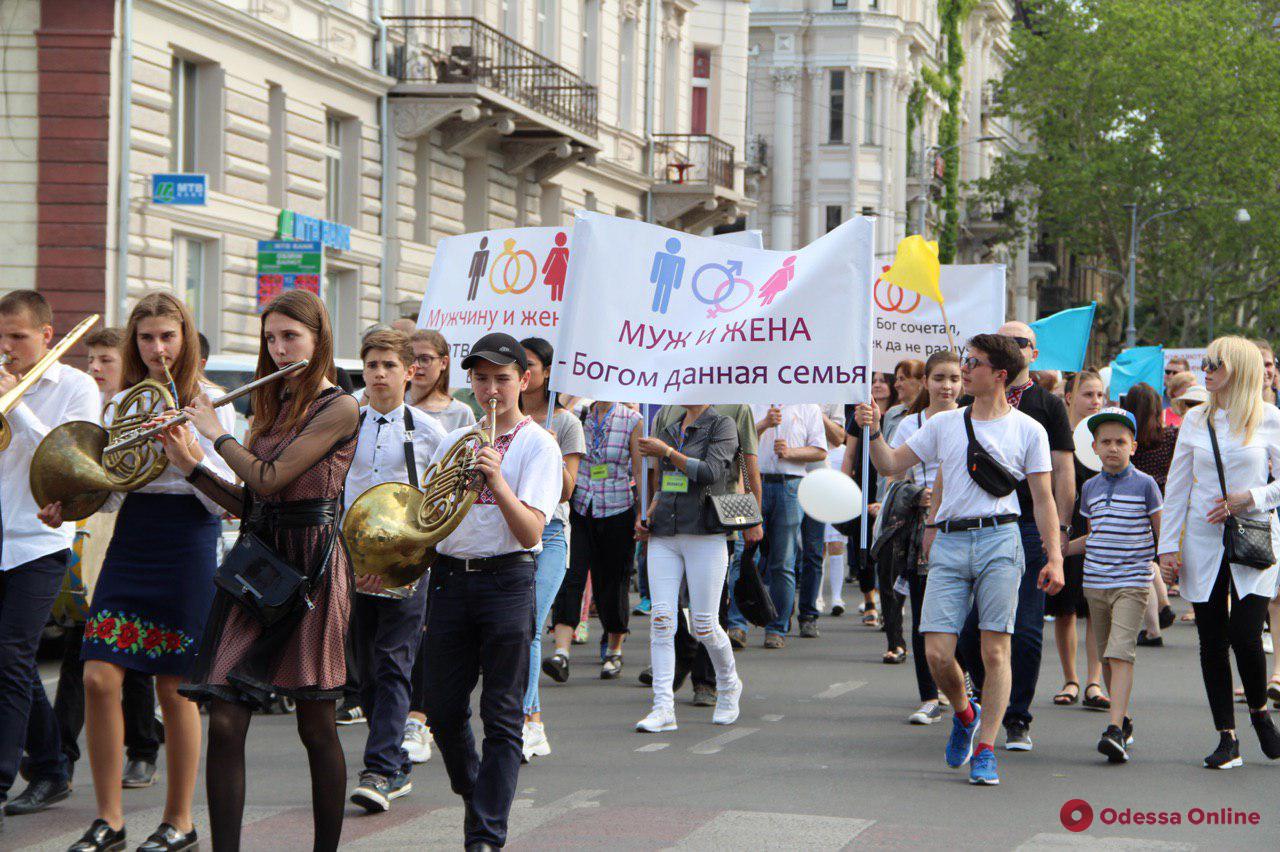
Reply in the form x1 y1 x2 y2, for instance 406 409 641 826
919 523 1025 635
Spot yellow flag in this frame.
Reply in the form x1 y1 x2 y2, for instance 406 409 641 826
880 235 943 304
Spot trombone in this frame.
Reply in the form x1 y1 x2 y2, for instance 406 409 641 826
30 359 310 522
0 315 99 452
343 398 498 589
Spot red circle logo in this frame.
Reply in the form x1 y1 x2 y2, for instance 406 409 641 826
1060 799 1093 832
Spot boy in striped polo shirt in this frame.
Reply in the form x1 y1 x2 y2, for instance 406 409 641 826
1065 407 1162 764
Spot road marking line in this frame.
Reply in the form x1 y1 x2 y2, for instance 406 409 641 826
635 742 669 752
690 727 759 754
762 713 784 722
816 680 865 699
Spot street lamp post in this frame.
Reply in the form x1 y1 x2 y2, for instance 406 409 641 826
914 135 1001 237
1125 203 1252 348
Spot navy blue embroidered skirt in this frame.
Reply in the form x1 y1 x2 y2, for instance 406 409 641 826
82 493 220 676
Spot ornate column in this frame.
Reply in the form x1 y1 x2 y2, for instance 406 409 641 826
807 67 821 240
849 65 863 229
769 64 800 250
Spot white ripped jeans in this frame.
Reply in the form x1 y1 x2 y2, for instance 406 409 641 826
647 534 738 710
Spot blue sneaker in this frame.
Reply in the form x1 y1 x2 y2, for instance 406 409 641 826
633 597 651 616
945 702 981 768
969 747 999 785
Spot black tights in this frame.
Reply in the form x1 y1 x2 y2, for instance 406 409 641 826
206 698 346 852
1191 562 1271 732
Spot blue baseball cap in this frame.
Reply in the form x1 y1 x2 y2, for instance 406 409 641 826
1087 406 1137 436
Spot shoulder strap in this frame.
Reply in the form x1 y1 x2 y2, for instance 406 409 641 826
402 406 419 490
1206 416 1229 500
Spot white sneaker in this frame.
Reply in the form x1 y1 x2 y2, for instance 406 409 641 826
712 677 743 725
402 718 432 764
907 701 944 725
523 721 551 761
1263 633 1274 655
635 705 678 733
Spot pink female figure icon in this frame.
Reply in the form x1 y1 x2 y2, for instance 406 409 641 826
541 231 570 301
758 255 797 307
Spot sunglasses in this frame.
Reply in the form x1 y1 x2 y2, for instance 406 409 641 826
1164 368 1179 376
1201 358 1223 373
962 356 994 371
1005 335 1034 350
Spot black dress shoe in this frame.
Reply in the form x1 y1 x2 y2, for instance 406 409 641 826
121 759 156 789
68 818 125 852
5 776 72 815
464 843 498 852
137 822 197 852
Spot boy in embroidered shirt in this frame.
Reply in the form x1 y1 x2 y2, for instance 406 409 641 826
1065 407 1162 764
418 333 561 851
345 329 446 813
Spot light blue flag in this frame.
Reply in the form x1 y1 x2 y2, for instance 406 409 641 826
1110 345 1164 400
1029 303 1096 372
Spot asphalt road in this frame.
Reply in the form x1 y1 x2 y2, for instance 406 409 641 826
7 598 1278 850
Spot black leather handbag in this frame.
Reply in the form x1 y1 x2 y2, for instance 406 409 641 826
706 450 763 531
214 531 309 627
731 543 777 628
1207 419 1274 570
964 409 1021 498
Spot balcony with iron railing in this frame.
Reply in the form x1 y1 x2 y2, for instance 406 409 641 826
387 16 598 138
652 134 735 189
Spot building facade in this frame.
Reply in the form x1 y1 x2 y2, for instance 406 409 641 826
745 0 1048 320
1 0 754 358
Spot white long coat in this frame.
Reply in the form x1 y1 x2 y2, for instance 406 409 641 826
1158 405 1280 603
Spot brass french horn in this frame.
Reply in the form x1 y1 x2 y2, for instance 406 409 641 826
31 359 308 521
0 314 99 452
343 399 498 589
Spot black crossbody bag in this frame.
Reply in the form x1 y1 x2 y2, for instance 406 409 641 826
1207 419 1274 570
964 409 1021 498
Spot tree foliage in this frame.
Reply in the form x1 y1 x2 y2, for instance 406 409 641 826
922 0 976 261
979 0 1280 355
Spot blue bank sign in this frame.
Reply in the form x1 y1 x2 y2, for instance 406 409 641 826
278 210 351 252
151 173 207 205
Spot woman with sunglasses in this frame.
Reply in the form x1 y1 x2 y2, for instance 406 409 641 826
1158 338 1280 768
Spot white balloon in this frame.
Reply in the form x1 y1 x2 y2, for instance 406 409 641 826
1073 418 1102 472
798 467 863 524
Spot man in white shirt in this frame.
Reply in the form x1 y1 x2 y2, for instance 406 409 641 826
730 404 826 649
419 333 561 851
794 404 846 638
856 333 1063 787
344 330 446 815
0 291 99 817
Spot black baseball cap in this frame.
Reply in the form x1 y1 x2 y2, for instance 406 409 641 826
461 332 528 372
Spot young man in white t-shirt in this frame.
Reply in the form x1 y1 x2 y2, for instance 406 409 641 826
418 333 562 850
855 333 1063 786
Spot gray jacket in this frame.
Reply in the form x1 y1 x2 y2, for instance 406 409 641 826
649 407 739 537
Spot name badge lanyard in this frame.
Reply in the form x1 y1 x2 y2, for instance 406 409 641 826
589 404 614 480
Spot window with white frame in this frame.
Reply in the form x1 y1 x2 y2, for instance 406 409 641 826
170 58 199 172
501 0 519 37
580 0 599 84
863 71 877 144
828 70 845 143
172 236 207 327
325 114 343 223
691 48 712 135
323 266 358 360
619 17 636 131
536 0 555 57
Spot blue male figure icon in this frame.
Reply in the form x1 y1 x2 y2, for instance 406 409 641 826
649 237 686 315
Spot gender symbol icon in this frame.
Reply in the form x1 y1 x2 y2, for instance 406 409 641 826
541 232 570 302
466 236 490 301
488 238 536 295
758 256 796 307
649 238 686 315
692 259 754 319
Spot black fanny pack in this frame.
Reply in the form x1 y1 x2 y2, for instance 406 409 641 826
964 409 1021 498
214 498 340 627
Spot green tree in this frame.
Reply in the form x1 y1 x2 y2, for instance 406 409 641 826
921 0 975 261
978 0 1280 355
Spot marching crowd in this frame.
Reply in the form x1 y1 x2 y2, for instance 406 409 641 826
0 287 1279 851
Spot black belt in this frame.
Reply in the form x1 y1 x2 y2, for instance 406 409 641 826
435 552 535 573
762 473 801 483
247 498 341 530
936 514 1019 533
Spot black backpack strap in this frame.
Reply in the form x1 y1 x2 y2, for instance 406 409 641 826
402 406 419 491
